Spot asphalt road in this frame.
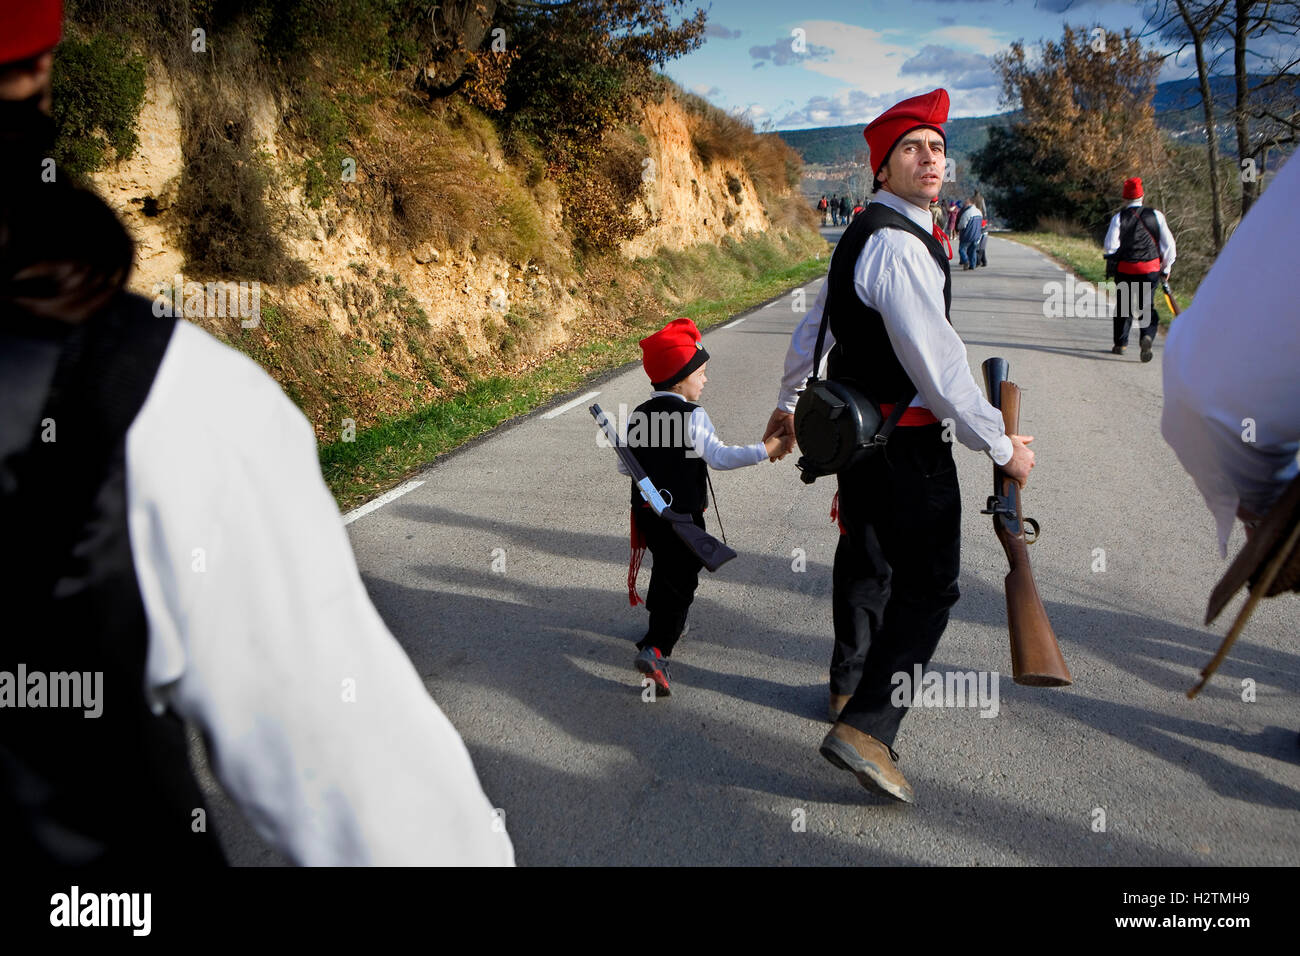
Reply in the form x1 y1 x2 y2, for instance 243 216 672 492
209 229 1299 865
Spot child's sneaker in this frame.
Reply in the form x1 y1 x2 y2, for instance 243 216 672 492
634 645 672 697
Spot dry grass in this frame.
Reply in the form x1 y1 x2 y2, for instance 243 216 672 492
681 91 806 211
358 95 564 271
1035 215 1091 239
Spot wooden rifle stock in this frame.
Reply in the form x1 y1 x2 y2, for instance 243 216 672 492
981 358 1072 687
1161 280 1180 318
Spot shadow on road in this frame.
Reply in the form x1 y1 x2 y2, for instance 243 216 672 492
343 504 1291 863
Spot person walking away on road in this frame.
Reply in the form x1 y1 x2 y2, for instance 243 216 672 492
930 198 945 234
1103 176 1177 362
957 195 982 270
763 88 1034 803
818 194 829 226
616 318 793 698
946 200 959 240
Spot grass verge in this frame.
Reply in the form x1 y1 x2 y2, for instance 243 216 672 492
999 231 1197 327
320 250 830 511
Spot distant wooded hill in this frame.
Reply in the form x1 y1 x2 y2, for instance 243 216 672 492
778 76 1297 166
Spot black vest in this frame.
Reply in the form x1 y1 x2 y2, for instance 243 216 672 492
1117 206 1161 263
0 293 226 866
627 395 707 515
825 201 952 404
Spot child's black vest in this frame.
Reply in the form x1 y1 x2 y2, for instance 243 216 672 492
825 202 952 404
627 395 706 514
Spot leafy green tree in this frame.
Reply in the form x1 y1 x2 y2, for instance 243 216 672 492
971 126 1072 231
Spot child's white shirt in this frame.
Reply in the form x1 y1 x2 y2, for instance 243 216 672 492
615 390 766 475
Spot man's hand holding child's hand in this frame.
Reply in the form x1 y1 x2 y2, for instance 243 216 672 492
763 409 797 461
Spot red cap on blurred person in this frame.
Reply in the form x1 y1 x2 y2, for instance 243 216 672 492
0 0 62 66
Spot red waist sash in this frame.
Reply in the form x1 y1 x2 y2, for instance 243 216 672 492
878 402 940 426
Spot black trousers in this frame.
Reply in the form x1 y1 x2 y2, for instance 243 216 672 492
831 423 961 747
1113 274 1160 347
634 507 705 657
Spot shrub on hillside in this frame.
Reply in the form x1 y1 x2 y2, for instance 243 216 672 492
50 32 147 181
176 116 308 284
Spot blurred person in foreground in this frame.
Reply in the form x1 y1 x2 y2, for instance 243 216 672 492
1162 153 1299 559
0 0 512 866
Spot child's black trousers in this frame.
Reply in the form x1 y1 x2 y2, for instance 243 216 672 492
633 507 705 657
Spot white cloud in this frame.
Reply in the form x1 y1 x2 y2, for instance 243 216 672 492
778 21 918 88
921 25 1008 56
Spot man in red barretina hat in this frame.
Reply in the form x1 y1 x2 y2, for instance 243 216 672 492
1103 176 1177 362
765 88 1036 803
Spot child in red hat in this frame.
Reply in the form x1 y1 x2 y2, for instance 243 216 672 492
618 317 792 696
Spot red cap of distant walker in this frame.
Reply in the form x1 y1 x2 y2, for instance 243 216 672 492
0 0 62 65
1123 177 1144 200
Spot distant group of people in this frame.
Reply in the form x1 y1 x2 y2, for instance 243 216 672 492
817 194 855 226
929 195 988 270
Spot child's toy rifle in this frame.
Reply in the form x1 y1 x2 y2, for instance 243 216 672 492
590 403 736 573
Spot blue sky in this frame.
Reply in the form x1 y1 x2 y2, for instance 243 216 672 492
662 0 1208 130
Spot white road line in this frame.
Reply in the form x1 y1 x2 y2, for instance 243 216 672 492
541 390 601 420
723 317 747 329
342 479 425 526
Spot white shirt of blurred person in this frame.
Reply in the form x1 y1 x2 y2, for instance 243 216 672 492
1162 151 1300 557
0 0 512 866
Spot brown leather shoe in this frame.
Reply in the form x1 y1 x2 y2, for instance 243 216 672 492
820 723 915 803
828 693 853 723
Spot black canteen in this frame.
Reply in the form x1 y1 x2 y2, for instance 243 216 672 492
793 379 883 484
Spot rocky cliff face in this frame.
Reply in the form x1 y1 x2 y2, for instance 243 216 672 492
88 60 806 440
622 97 769 258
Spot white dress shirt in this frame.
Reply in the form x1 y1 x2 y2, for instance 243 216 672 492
127 320 515 866
616 390 766 475
1161 152 1300 556
777 189 1013 466
1103 200 1177 276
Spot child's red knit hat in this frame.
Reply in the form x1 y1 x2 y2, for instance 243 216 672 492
640 317 709 389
